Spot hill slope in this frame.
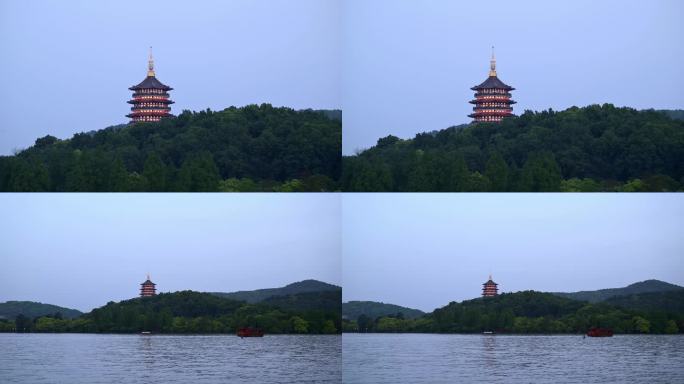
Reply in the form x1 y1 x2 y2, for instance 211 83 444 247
342 104 684 192
210 279 341 303
603 290 684 314
0 104 341 192
4 290 341 334
0 301 83 320
264 290 341 313
552 279 683 303
343 301 425 320
346 290 683 334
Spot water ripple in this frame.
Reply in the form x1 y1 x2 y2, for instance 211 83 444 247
0 334 341 383
342 334 684 384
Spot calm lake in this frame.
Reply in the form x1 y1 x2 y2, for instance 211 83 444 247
0 333 341 383
343 333 684 384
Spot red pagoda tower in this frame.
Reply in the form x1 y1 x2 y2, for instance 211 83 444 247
482 275 498 297
140 274 156 297
127 47 174 123
469 47 515 123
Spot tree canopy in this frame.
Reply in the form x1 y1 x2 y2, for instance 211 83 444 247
0 105 341 192
342 290 684 335
0 290 341 335
342 104 684 191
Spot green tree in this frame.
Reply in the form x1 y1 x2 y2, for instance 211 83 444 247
176 152 220 192
560 178 602 192
450 153 470 191
632 316 651 333
520 152 561 191
291 316 309 334
485 152 509 191
321 320 337 334
109 157 130 191
142 153 167 192
664 319 678 334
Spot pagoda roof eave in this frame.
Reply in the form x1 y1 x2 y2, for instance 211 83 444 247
471 75 514 91
129 75 173 91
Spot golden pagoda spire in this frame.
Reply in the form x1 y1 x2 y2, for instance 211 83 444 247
489 46 497 77
147 46 155 77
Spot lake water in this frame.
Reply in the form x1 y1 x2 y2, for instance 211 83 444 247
0 334 341 383
343 333 684 384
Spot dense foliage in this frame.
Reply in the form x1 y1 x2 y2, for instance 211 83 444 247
343 291 683 335
343 301 425 321
342 104 684 191
1 291 341 334
0 301 82 320
603 291 684 314
552 279 683 303
211 279 341 304
263 291 341 312
0 105 341 192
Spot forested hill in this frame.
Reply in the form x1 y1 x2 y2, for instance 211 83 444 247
604 290 684 314
2 290 341 334
552 279 683 303
0 104 341 192
0 301 83 320
342 290 683 334
342 104 684 192
210 279 341 303
342 301 425 320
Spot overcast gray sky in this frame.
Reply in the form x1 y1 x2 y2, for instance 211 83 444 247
0 0 340 155
342 194 684 312
342 0 684 154
0 194 341 312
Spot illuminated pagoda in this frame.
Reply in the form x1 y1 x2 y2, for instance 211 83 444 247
469 47 515 123
140 274 157 297
127 47 174 123
482 275 498 297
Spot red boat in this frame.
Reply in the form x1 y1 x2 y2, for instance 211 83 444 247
237 327 264 338
586 327 613 337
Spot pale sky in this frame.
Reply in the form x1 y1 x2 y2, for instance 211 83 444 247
0 0 341 155
342 194 684 312
342 0 684 153
0 194 341 312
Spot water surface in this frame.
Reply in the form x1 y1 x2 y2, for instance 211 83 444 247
0 333 341 383
343 333 684 383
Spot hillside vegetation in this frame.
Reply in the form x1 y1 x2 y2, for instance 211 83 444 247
604 290 684 314
343 301 425 321
552 279 683 303
211 279 341 303
343 289 684 334
1 290 340 334
0 104 341 192
0 301 82 320
342 104 684 192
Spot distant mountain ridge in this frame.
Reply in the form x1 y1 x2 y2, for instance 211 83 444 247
343 301 425 320
0 301 83 320
604 290 684 313
551 279 683 303
210 279 341 303
264 290 341 313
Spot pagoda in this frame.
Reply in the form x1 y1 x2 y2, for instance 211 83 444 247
469 47 515 123
127 47 174 123
140 274 157 297
482 275 498 297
